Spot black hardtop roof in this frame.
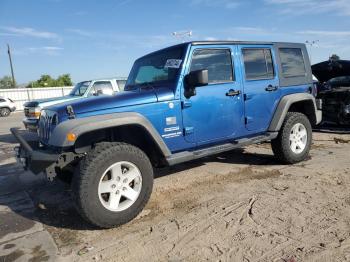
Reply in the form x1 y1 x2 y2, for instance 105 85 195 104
138 41 305 59
188 40 302 46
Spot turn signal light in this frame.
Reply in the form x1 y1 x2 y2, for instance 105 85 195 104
29 111 41 118
66 132 76 142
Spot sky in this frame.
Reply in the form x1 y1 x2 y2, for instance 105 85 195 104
0 0 349 84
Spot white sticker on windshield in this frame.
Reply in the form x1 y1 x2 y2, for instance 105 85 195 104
165 59 182 69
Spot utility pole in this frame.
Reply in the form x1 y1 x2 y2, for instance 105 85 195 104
305 40 319 63
7 44 16 88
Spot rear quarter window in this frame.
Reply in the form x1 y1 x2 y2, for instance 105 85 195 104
279 48 306 78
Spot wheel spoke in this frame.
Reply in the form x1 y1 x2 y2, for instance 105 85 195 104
290 140 297 151
99 180 114 194
108 193 121 209
122 186 139 201
126 167 140 181
297 141 304 150
111 163 123 179
299 129 307 139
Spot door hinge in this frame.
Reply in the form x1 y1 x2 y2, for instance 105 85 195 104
184 126 194 135
244 117 248 125
243 94 247 101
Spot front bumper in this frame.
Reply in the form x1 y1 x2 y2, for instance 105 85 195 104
11 128 60 176
10 106 16 112
23 118 39 132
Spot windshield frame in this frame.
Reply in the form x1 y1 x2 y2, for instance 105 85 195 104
69 81 91 96
125 45 187 91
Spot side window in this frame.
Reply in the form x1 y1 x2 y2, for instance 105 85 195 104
279 48 306 77
0 98 6 102
190 49 234 84
242 48 274 80
116 80 126 91
92 81 114 95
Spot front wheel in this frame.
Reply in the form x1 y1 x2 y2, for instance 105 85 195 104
71 142 153 228
0 107 11 117
271 112 312 164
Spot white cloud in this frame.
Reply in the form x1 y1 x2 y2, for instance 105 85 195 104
264 0 350 16
28 46 63 55
298 30 350 37
0 26 60 39
66 29 93 37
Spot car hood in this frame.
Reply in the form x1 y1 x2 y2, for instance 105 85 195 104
47 87 174 117
312 60 350 83
24 95 79 108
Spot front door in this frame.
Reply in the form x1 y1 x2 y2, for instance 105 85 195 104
239 46 280 132
181 46 244 145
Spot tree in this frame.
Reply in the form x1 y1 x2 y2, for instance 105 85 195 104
56 74 73 86
0 75 16 89
28 74 73 88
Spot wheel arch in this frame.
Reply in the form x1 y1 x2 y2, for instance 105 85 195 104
49 112 171 166
268 93 320 131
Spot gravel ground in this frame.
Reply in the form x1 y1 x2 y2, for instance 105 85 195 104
0 113 350 262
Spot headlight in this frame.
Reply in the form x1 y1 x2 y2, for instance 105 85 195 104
27 107 41 118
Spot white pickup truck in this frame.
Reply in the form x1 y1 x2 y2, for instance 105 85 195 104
23 77 126 131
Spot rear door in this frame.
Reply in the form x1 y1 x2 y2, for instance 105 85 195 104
239 45 280 132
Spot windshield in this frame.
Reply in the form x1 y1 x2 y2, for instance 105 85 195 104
69 81 91 96
125 45 185 90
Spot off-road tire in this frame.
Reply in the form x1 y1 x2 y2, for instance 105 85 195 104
71 142 153 228
0 107 11 117
271 112 312 164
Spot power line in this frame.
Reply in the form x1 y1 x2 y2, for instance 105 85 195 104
7 44 16 88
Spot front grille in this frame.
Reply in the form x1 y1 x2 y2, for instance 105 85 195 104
38 110 57 144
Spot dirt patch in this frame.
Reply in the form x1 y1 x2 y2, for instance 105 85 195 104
3 243 16 250
334 137 350 144
28 245 50 262
0 249 24 262
140 167 282 223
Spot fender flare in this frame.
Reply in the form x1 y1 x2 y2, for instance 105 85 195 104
268 93 321 131
48 112 171 157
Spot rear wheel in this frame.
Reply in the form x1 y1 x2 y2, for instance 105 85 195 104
71 142 153 228
271 112 312 164
0 107 11 117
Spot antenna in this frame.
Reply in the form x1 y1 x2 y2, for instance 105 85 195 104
172 30 192 43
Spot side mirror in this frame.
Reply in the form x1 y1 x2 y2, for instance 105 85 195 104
184 69 208 98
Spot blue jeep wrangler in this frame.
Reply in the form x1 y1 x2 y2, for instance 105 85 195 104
12 41 322 228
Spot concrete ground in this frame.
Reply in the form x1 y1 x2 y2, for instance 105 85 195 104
1 112 350 262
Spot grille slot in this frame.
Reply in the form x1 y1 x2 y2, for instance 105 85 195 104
24 108 30 117
38 110 57 144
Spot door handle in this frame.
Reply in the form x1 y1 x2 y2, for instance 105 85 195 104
226 89 241 97
265 85 278 92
